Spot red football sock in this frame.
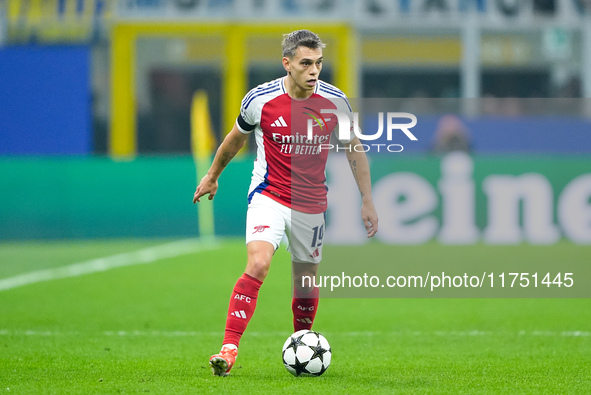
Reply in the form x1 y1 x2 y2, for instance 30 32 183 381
292 286 319 332
222 273 262 348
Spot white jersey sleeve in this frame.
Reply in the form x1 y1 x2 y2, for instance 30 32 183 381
236 95 257 135
236 78 283 134
316 80 354 144
333 96 355 144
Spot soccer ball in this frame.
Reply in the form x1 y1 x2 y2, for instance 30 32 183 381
282 330 331 377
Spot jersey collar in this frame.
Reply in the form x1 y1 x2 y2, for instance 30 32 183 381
281 76 320 96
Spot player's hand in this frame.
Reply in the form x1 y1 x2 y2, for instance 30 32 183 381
361 199 378 238
193 175 218 203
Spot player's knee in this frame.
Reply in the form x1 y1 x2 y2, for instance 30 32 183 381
246 241 274 281
293 271 316 292
293 262 317 291
246 256 271 281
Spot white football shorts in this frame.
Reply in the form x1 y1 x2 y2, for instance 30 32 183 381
246 193 325 264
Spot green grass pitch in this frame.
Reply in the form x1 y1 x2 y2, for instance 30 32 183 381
0 239 590 394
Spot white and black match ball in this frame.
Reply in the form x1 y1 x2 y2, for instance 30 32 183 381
282 330 331 377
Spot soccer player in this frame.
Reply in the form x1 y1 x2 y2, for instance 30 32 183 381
193 29 378 377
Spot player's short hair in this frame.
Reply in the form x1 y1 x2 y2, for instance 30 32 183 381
282 30 326 58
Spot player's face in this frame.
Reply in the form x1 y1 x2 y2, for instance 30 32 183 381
283 46 323 97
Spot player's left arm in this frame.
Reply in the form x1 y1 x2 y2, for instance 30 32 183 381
343 137 378 238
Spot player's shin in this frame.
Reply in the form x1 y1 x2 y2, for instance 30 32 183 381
292 286 319 332
222 273 263 348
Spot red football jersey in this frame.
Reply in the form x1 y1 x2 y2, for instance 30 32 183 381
236 77 352 214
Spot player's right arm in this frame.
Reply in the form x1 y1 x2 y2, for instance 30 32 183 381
193 124 249 203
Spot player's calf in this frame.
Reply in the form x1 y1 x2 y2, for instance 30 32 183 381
292 286 319 332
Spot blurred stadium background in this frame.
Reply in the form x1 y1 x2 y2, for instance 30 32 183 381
1 0 590 242
1 1 591 392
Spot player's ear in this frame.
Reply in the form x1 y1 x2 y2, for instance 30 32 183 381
282 57 291 73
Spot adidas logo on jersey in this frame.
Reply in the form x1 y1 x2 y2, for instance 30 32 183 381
230 310 247 319
271 116 288 127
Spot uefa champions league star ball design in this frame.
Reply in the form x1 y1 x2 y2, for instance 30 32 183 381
282 330 331 376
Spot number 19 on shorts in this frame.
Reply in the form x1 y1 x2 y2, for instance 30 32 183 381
311 225 324 248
